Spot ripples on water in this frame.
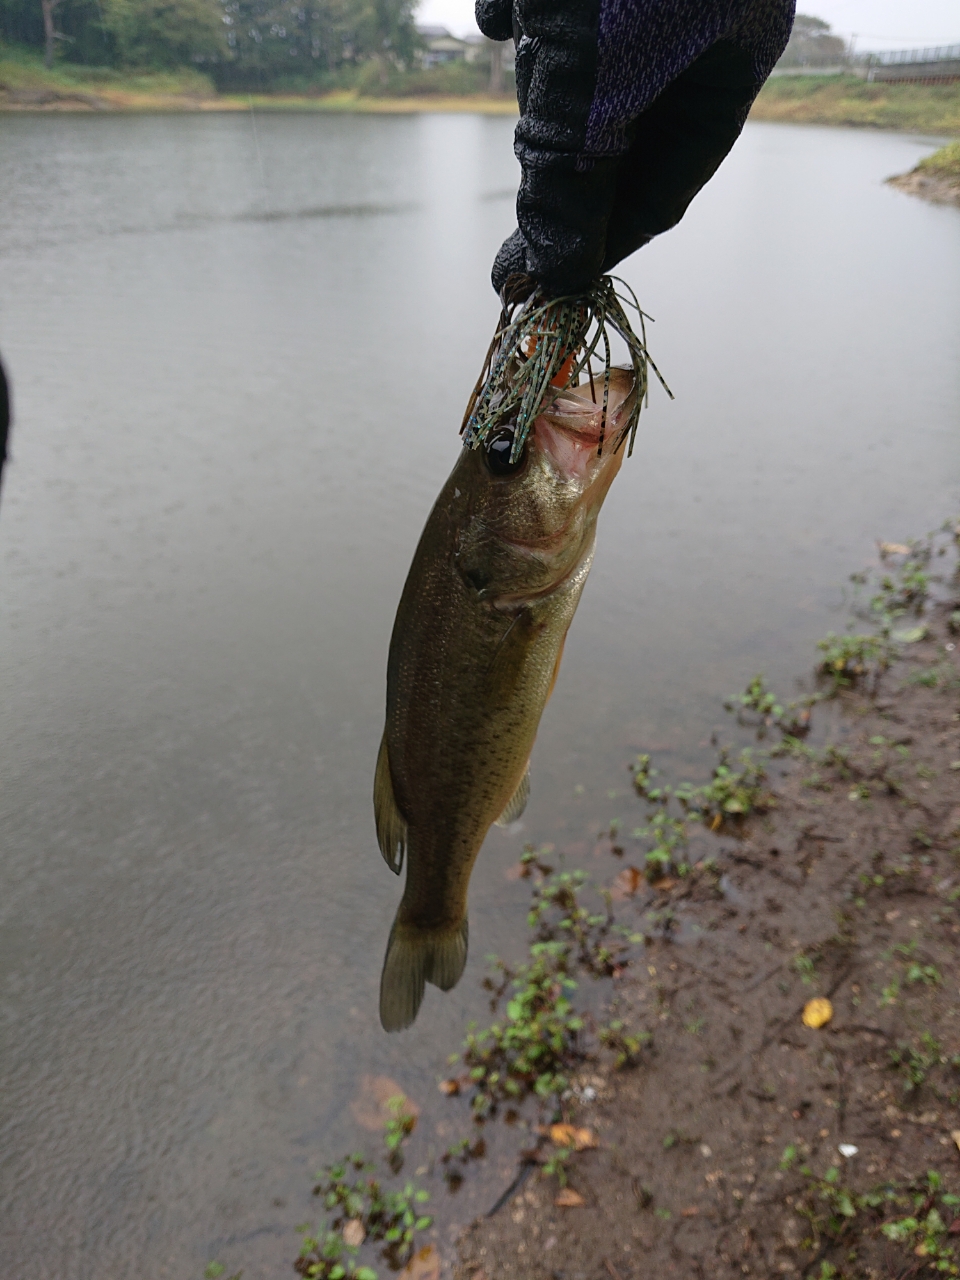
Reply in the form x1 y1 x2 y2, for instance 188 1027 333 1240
0 112 957 1277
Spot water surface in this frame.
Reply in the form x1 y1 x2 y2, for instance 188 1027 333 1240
0 112 958 1278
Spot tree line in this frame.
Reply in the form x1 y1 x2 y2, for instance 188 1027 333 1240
0 0 420 87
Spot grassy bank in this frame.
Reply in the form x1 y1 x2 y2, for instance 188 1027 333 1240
0 45 221 109
751 74 960 134
0 45 516 112
888 139 960 206
5 46 960 127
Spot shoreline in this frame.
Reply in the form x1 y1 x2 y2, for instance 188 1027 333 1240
0 75 958 134
452 529 960 1279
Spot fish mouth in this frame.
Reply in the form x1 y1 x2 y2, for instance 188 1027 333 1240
533 369 637 482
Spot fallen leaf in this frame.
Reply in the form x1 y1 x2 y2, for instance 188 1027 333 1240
504 862 528 881
342 1219 365 1248
892 626 927 644
350 1075 419 1131
879 542 910 556
438 1079 460 1096
802 997 833 1029
654 876 677 891
681 1206 699 1217
554 1188 586 1208
610 866 644 899
710 813 722 832
397 1244 441 1280
950 1129 960 1153
549 1124 599 1151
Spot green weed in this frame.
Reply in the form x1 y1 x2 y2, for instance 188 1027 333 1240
297 1152 431 1279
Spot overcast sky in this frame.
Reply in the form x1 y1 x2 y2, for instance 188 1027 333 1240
415 0 960 52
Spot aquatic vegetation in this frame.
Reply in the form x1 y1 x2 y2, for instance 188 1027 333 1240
446 853 646 1120
816 631 892 689
294 1098 432 1280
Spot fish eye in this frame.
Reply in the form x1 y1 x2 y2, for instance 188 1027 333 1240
485 425 525 477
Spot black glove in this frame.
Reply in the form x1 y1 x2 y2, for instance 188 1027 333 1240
477 0 795 298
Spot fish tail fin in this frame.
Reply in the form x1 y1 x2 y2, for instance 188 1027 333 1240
379 916 469 1032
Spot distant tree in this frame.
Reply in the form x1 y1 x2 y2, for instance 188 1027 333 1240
215 0 416 86
777 13 847 67
0 0 114 64
39 0 62 65
101 0 225 66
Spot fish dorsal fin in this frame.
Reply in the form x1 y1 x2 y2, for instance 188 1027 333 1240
374 734 407 874
495 764 530 827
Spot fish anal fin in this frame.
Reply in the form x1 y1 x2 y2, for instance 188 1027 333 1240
374 733 407 875
495 764 530 826
379 917 469 1032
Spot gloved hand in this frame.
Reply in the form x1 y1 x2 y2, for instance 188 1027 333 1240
477 0 795 298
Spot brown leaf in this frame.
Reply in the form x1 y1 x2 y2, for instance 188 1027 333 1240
681 1206 699 1217
342 1219 365 1248
554 1188 586 1208
349 1075 419 1131
654 877 677 891
549 1124 599 1151
504 862 529 881
610 866 644 900
397 1244 441 1280
438 1078 460 1096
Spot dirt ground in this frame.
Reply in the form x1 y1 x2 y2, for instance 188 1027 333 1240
454 597 960 1280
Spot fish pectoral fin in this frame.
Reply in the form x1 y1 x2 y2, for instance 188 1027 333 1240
374 734 407 875
495 764 530 826
379 917 469 1032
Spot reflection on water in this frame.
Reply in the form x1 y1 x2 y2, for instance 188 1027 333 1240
0 112 957 1278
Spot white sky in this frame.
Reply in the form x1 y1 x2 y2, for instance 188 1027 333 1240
415 0 960 52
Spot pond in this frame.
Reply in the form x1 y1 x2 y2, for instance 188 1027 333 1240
0 111 957 1278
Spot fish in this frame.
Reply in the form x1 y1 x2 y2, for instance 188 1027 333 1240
374 366 638 1031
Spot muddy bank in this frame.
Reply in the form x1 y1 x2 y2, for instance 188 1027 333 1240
455 543 960 1280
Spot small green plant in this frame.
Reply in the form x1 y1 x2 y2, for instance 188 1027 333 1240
893 940 942 987
880 1172 960 1276
888 1033 943 1093
458 940 586 1119
542 1142 573 1187
597 1018 650 1068
724 674 816 737
791 1165 960 1278
816 632 891 690
297 1155 431 1279
383 1097 416 1171
793 952 817 986
683 748 771 821
524 854 627 975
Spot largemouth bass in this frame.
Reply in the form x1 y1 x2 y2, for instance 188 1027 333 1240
375 367 637 1031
